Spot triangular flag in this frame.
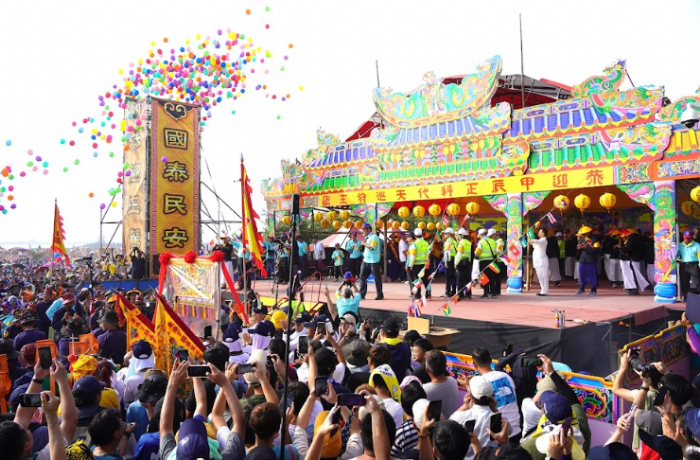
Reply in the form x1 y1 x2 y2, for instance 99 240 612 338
452 294 459 304
241 158 268 277
51 202 70 266
443 304 451 317
488 261 501 274
478 272 490 285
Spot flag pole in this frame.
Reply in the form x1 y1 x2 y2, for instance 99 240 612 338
240 154 248 318
52 199 57 282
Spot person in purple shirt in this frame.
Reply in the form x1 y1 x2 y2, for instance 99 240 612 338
13 308 47 352
58 316 90 362
97 310 127 366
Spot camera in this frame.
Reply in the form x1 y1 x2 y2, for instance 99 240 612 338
628 348 653 376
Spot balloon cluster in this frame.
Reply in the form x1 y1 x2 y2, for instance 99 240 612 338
0 15 299 215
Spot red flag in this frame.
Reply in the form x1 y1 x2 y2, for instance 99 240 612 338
478 272 490 285
51 201 70 266
241 157 267 277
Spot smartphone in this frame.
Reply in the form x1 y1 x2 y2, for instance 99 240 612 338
298 336 309 355
560 417 572 437
237 363 254 374
653 386 669 407
187 365 210 378
427 400 442 422
38 346 53 369
521 357 543 367
464 419 476 434
19 393 43 408
628 403 638 417
338 393 367 407
314 377 328 397
178 349 189 362
489 413 502 438
203 326 212 338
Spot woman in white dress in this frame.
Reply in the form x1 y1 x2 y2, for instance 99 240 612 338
530 228 550 296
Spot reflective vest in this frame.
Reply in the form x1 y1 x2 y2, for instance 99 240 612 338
443 237 457 261
455 238 472 265
558 240 565 258
414 239 429 265
477 238 497 261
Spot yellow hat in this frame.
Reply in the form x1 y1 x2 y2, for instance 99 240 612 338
270 309 287 330
71 355 98 382
314 411 343 459
576 226 592 236
98 388 120 409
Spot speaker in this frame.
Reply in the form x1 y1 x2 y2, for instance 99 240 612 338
687 293 700 324
292 194 300 215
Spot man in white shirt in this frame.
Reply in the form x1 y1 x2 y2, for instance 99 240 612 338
472 347 522 439
449 375 501 460
398 232 408 282
311 236 326 278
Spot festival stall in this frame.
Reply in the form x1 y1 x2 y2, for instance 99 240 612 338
263 56 700 303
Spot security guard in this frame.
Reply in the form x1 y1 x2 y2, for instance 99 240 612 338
408 228 431 300
455 228 472 299
475 229 500 298
442 228 458 298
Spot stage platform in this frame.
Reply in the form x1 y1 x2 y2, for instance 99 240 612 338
255 278 680 377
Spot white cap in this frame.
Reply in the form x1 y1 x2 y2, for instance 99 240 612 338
358 395 386 421
414 228 423 237
244 349 267 384
478 229 487 235
412 399 431 429
458 228 468 236
487 229 497 237
555 232 563 237
470 375 494 400
443 228 454 234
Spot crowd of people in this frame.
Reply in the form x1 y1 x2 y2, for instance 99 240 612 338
3 265 700 460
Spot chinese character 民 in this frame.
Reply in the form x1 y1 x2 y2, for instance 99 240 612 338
164 128 188 150
395 189 407 200
418 187 430 199
586 169 604 186
163 193 187 215
492 180 506 194
520 177 535 191
163 161 189 183
162 227 189 249
552 174 568 188
357 193 367 204
376 191 386 202
441 185 453 197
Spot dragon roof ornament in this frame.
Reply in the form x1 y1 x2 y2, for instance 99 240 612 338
302 128 341 165
657 87 700 123
571 59 627 98
372 56 502 129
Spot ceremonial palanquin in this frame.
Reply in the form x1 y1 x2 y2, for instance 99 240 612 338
262 56 700 303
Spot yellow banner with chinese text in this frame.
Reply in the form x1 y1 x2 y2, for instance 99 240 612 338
150 98 200 259
315 166 614 206
122 99 148 255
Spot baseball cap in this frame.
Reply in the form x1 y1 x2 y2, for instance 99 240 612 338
223 322 241 342
137 375 168 404
362 223 372 230
340 313 358 327
294 311 312 324
478 444 534 460
132 340 152 359
539 390 572 423
411 399 430 429
303 314 329 328
685 408 700 439
62 292 76 303
314 410 343 458
587 443 636 460
414 228 422 237
469 375 494 400
252 305 268 315
176 416 211 460
343 271 356 281
684 230 693 238
458 228 467 236
487 228 497 237
248 320 275 337
443 228 454 234
382 317 400 336
638 429 683 460
478 229 487 235
73 375 106 394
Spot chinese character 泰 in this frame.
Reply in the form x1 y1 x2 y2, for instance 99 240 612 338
163 193 187 215
552 174 568 188
163 161 189 183
586 169 604 186
441 185 453 197
162 227 189 249
163 128 188 150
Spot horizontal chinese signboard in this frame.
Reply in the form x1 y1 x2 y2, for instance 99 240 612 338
309 166 614 207
150 98 200 260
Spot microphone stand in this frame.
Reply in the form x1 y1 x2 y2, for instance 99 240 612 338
280 211 298 459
